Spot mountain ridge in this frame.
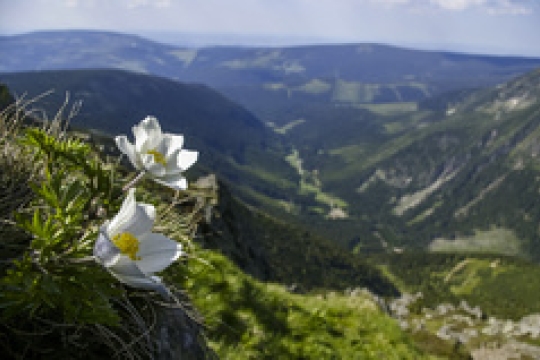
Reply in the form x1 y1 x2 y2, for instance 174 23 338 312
2 30 540 100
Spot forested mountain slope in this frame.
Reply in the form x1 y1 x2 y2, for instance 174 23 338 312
324 68 540 258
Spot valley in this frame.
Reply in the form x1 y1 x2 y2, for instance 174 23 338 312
2 31 540 258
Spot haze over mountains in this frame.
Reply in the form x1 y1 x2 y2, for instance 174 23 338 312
2 30 540 100
2 30 540 261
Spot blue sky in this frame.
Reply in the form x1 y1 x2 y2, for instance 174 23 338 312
1 0 539 56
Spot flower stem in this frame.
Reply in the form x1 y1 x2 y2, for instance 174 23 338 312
67 256 97 264
123 171 146 192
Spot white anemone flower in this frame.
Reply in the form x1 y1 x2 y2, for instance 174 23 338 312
115 116 198 190
93 188 182 295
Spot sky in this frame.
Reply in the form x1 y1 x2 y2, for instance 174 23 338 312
1 0 539 57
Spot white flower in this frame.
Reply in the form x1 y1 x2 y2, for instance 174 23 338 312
93 188 183 294
115 116 198 190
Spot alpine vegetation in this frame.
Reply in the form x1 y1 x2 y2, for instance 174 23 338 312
0 107 213 358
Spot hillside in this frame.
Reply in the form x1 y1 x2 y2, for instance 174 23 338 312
214 67 540 261
311 68 540 258
197 176 397 295
377 251 540 358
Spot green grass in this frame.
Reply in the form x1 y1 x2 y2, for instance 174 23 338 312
286 148 349 209
332 80 380 103
329 144 368 164
270 118 306 134
407 201 443 225
230 160 296 191
357 102 418 116
379 252 540 320
174 249 431 359
445 259 490 296
378 264 409 293
294 79 332 94
278 119 306 134
428 227 521 256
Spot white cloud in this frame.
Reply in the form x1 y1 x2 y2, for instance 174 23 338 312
126 0 148 9
428 0 533 13
486 0 533 15
64 0 79 7
155 0 171 8
430 0 486 11
126 0 170 9
367 0 534 14
370 0 412 6
62 0 97 8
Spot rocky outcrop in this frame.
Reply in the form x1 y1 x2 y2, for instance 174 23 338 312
194 175 273 281
155 292 217 360
388 293 540 359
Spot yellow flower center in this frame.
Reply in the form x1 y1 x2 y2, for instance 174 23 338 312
146 149 167 166
112 232 141 261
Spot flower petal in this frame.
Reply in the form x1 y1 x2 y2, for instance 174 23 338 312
107 188 155 238
161 134 184 158
107 188 136 234
133 116 162 153
153 173 188 190
110 270 165 292
136 233 183 274
107 263 170 296
115 135 141 169
106 254 145 276
93 227 121 267
107 256 169 297
164 149 198 174
112 273 159 289
176 149 198 171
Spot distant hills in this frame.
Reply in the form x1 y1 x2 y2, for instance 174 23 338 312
2 30 540 109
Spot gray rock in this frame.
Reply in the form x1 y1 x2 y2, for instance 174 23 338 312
154 291 217 360
514 314 540 338
459 300 483 319
435 303 455 316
